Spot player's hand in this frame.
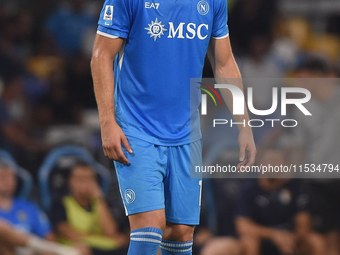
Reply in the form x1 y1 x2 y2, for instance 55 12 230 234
237 128 256 169
101 120 133 164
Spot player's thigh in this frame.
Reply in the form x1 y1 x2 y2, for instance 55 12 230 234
201 237 244 255
165 139 203 225
114 136 168 218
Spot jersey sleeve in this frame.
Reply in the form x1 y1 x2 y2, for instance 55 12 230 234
211 0 229 39
30 203 52 238
97 0 133 39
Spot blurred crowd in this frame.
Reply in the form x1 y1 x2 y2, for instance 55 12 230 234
0 0 340 254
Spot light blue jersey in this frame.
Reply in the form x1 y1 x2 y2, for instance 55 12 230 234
97 0 229 145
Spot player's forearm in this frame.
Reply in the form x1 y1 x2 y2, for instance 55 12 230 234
214 58 252 132
91 46 117 126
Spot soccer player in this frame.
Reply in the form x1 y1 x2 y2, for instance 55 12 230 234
91 0 256 254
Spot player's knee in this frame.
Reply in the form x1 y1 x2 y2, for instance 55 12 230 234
164 224 194 242
129 209 166 231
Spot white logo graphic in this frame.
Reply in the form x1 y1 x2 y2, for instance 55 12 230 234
145 2 160 9
145 19 209 40
104 5 113 26
124 189 136 204
145 18 167 41
197 0 209 15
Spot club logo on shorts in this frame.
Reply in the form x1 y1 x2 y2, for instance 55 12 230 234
125 189 136 204
145 18 167 41
104 5 114 26
197 0 209 15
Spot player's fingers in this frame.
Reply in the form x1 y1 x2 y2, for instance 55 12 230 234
239 144 246 162
236 161 246 171
121 135 133 154
114 145 130 164
103 145 114 159
245 147 256 167
103 142 118 160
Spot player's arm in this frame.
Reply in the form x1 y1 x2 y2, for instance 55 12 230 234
207 37 256 167
91 35 132 164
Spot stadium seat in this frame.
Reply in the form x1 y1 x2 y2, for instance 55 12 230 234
0 150 33 199
38 146 111 213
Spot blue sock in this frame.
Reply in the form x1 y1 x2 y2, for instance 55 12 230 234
127 227 163 255
160 240 193 254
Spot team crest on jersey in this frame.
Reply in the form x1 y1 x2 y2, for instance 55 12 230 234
125 189 136 204
145 18 167 41
197 0 209 15
104 5 114 26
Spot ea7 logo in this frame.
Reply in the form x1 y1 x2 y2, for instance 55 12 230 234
201 84 312 116
145 2 160 9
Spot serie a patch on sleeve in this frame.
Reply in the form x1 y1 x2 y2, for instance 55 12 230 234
104 5 114 26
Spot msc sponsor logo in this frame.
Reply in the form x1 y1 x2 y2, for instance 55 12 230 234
145 18 167 41
145 18 209 41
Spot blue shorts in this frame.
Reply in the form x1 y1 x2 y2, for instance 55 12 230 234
114 136 202 225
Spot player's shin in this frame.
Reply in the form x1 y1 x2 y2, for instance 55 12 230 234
128 227 163 255
160 240 193 255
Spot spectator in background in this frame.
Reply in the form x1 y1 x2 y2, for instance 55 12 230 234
240 35 283 79
35 67 83 126
0 159 83 255
292 56 340 255
235 150 325 255
201 149 325 255
52 162 128 255
228 0 278 55
66 53 97 109
45 0 96 54
0 71 46 153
